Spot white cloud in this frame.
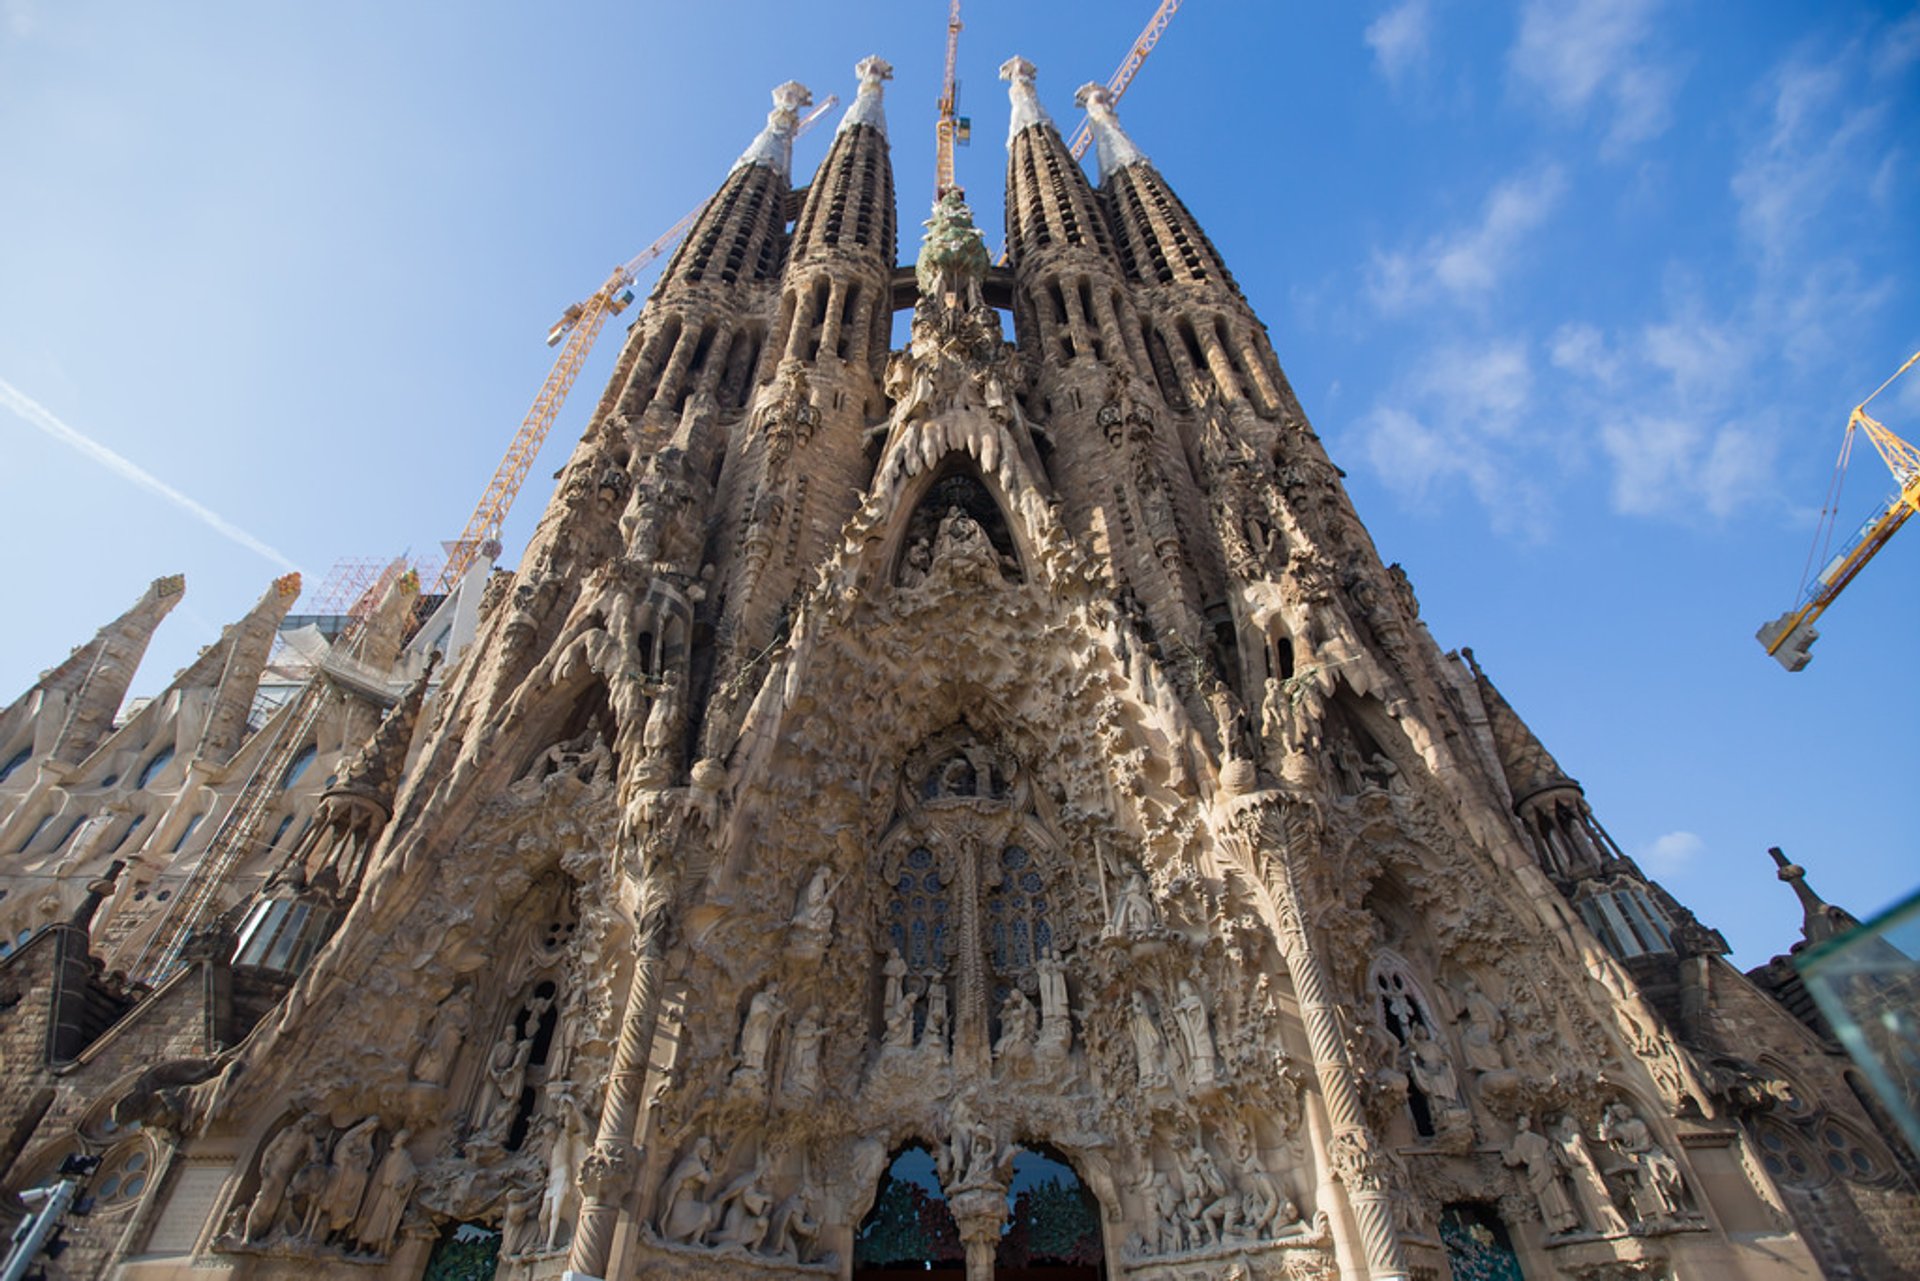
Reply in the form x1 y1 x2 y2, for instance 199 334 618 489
1509 0 1676 151
1640 830 1704 873
1368 166 1565 312
1365 0 1431 86
1350 340 1551 537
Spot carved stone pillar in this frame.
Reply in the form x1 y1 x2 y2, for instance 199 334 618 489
1242 794 1410 1280
564 884 670 1279
947 1182 1008 1281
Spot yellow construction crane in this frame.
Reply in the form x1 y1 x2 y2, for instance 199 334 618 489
933 0 967 196
1065 0 1184 160
1758 349 1920 670
435 94 839 594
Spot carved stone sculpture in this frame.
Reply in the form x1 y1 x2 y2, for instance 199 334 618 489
1130 990 1169 1087
1109 867 1157 936
657 1137 717 1243
1035 948 1070 1053
315 1117 379 1243
1173 979 1219 1090
1599 1103 1689 1224
1454 978 1507 1076
411 988 470 1086
355 1127 416 1255
783 1007 826 1099
736 982 786 1080
476 1025 533 1144
245 1114 321 1242
1504 1114 1580 1235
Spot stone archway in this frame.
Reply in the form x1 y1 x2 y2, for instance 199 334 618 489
853 1144 965 1277
1000 1146 1106 1279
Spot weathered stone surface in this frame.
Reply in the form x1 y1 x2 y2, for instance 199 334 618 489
0 55 1911 1281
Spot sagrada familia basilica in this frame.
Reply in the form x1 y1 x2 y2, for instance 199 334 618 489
0 54 1915 1281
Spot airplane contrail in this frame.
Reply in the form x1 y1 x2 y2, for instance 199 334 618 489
0 376 302 574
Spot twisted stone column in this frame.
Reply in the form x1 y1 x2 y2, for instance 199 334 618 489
1246 795 1410 1280
564 885 670 1279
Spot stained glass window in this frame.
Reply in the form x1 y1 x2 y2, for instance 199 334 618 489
987 845 1050 974
887 846 951 972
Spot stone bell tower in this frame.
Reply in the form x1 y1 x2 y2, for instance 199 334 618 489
5 49 1914 1281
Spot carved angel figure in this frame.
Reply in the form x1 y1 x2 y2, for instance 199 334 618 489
1110 868 1158 936
1130 991 1169 1087
1504 1114 1580 1235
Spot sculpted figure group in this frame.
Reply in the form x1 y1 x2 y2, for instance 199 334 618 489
234 1113 418 1257
655 1140 826 1265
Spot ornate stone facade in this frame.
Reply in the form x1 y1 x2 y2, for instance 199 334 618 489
1 55 1915 1281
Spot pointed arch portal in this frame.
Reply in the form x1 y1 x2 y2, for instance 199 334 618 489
853 1144 1106 1279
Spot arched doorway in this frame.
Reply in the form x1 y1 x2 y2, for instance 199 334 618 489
1001 1147 1106 1279
851 1144 1108 1279
854 1145 964 1277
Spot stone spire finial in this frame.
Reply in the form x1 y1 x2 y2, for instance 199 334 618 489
733 80 814 178
1074 82 1148 183
838 56 892 137
1001 56 1052 142
1768 846 1860 947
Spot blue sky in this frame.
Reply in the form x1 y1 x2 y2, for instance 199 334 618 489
1 2 1915 967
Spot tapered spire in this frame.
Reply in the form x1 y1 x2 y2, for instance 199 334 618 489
43 574 186 766
733 80 813 179
1768 846 1861 947
1001 56 1052 140
1075 83 1147 184
192 572 302 764
838 55 891 137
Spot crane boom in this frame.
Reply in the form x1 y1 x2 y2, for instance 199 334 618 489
1066 0 1184 161
934 0 964 195
1757 349 1920 670
435 95 839 593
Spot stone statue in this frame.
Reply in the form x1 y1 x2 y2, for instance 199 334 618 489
883 978 918 1051
657 1137 717 1243
245 1114 321 1242
1552 1113 1626 1235
1259 676 1289 750
355 1128 416 1255
641 673 683 765
1454 978 1507 1075
792 864 838 935
1504 1114 1580 1235
1599 1103 1687 1222
1130 991 1169 1087
995 987 1037 1061
541 1089 592 1251
764 1186 822 1263
477 1025 533 1143
315 1117 379 1243
411 988 470 1086
709 1164 774 1251
924 978 950 1048
737 982 786 1078
1406 1023 1463 1112
1036 948 1070 1051
1110 867 1157 936
882 947 908 1012
1173 979 1218 1089
783 1008 825 1099
1227 1126 1296 1237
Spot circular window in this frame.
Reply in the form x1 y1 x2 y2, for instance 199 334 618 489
1757 1125 1819 1187
90 1140 155 1211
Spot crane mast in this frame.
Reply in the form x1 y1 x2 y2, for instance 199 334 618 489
934 0 965 196
1757 349 1920 670
1065 0 1184 160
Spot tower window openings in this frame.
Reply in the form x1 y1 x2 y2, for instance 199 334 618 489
136 744 176 789
109 812 146 853
836 285 862 360
169 812 206 854
803 277 832 362
0 746 30 783
17 812 54 853
1576 886 1674 959
281 743 318 791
